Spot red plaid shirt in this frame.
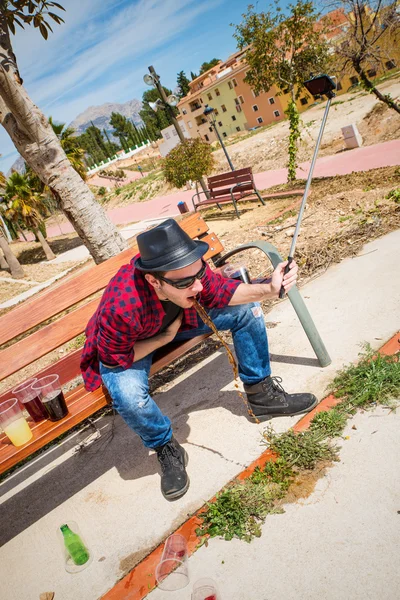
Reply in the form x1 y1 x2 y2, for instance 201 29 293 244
80 254 241 390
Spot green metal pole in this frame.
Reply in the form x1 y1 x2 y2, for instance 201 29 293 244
217 240 331 368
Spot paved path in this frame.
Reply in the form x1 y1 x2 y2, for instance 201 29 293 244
1 229 399 600
36 139 400 239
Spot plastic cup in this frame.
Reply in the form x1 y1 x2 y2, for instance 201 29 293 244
155 534 189 591
0 398 33 447
12 377 48 422
221 263 251 284
192 578 220 600
32 374 68 422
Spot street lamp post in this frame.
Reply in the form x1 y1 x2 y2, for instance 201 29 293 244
143 66 210 199
203 105 235 171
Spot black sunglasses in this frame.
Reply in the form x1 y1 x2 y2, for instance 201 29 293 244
157 261 207 289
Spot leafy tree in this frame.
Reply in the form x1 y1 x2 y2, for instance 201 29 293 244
163 138 215 189
0 170 25 277
49 117 87 179
139 87 178 138
76 125 119 165
329 0 400 114
4 172 56 260
176 70 191 98
199 58 221 75
190 71 198 81
110 112 139 148
0 1 128 263
233 1 329 181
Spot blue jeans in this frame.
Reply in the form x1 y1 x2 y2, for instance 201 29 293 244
100 303 271 449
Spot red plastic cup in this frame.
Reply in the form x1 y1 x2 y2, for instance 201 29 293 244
12 378 47 422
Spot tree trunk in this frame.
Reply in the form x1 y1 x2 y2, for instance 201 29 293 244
34 228 56 261
0 233 25 278
353 62 400 115
0 249 9 270
0 15 128 264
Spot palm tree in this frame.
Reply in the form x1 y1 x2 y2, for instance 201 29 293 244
0 170 25 278
4 172 56 261
49 117 87 180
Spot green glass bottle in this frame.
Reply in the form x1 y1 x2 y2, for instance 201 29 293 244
60 524 90 565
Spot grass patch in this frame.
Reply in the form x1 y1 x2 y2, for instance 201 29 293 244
196 348 399 544
386 188 400 204
263 427 339 470
330 345 400 410
267 208 298 225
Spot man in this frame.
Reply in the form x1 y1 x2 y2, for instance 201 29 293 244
81 219 317 501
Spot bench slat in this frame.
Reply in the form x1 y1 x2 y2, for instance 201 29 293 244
201 233 225 260
0 299 99 381
0 247 136 347
210 184 253 198
0 334 211 475
209 176 253 190
175 213 209 238
0 385 107 473
208 167 252 187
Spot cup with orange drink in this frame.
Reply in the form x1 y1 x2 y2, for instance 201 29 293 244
0 398 33 447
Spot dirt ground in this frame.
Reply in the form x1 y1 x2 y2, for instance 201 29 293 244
203 165 400 281
0 234 91 304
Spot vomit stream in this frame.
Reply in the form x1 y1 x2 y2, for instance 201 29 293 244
193 299 260 424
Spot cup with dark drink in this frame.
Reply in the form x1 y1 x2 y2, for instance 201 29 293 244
32 374 68 422
12 377 48 422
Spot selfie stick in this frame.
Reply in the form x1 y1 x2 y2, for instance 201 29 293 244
279 75 336 299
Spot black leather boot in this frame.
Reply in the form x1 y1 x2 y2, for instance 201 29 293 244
244 376 318 422
155 436 189 500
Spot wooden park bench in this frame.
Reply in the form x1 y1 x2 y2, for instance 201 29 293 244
0 214 225 476
192 167 266 219
0 213 330 477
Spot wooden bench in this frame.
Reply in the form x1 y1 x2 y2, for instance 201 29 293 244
0 214 225 476
192 167 266 219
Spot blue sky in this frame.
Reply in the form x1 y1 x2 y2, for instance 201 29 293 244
0 0 260 173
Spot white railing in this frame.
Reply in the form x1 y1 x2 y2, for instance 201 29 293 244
86 141 151 176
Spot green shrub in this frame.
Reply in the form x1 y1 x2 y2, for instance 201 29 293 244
163 138 215 188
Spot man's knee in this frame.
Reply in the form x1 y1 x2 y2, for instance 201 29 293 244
102 370 150 412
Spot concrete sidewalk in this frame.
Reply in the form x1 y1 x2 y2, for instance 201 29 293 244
0 229 399 600
149 406 400 600
38 139 400 239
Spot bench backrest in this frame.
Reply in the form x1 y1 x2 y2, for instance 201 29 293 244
207 167 254 192
0 214 223 397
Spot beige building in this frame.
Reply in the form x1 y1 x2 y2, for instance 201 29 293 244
177 7 399 144
177 50 293 142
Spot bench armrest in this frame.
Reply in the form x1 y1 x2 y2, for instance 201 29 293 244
192 189 210 208
230 181 252 194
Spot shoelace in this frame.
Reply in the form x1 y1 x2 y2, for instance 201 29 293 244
270 376 286 395
157 443 182 472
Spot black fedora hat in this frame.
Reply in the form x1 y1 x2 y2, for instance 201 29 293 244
134 219 209 272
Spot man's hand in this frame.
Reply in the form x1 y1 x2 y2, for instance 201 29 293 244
270 260 298 297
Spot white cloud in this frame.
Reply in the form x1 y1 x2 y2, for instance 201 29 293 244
1 0 226 171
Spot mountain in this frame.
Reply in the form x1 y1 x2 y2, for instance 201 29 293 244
69 98 143 135
7 97 143 173
7 155 25 176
